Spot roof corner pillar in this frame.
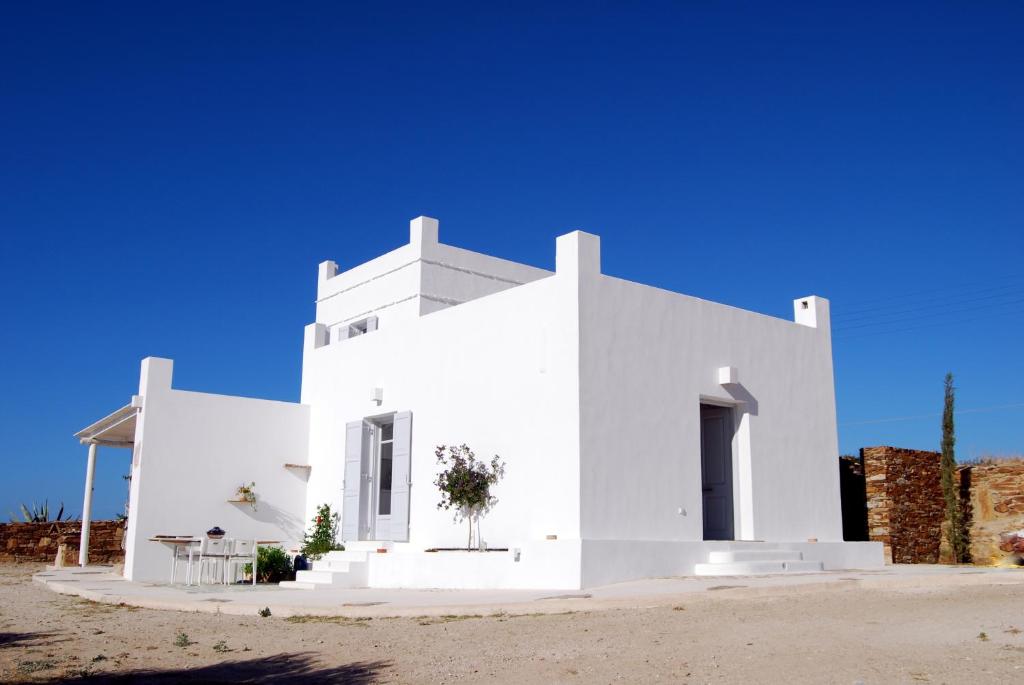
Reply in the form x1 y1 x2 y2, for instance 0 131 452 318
80 442 98 567
555 230 601 280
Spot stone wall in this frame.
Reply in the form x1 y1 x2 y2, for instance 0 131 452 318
862 446 945 564
0 520 124 564
962 460 1024 566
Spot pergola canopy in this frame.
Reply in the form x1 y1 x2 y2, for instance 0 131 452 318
75 398 141 448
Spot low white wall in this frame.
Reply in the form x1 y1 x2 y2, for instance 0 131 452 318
580 540 886 587
367 540 582 590
123 358 310 582
775 541 885 571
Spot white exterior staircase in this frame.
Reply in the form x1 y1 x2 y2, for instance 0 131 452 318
279 541 390 590
693 546 825 576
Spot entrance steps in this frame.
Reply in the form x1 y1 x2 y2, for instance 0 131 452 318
694 546 825 576
279 545 389 590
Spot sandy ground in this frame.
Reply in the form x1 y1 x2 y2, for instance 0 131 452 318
2 564 1023 683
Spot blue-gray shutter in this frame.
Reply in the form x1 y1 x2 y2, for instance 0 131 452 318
341 420 365 541
390 411 413 542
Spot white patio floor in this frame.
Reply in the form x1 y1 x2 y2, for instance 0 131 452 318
33 564 1024 618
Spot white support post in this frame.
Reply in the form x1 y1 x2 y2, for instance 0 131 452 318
80 442 98 567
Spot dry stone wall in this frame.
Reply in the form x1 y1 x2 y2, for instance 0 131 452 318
859 448 1024 566
962 460 1024 566
0 520 124 564
862 446 945 564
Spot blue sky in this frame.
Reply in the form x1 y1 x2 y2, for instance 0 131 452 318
1 2 1021 520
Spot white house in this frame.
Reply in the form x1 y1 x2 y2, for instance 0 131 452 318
75 217 882 589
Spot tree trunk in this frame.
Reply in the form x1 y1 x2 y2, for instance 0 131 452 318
467 515 473 551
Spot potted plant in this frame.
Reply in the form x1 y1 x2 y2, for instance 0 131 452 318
300 504 344 561
434 444 505 551
235 482 257 510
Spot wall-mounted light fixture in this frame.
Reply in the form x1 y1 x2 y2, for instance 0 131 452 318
371 387 383 405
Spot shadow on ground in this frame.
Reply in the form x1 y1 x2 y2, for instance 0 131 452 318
0 632 66 649
28 652 389 684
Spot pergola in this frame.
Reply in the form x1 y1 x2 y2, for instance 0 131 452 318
73 396 141 566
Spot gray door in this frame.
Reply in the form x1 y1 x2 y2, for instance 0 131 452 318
700 404 735 540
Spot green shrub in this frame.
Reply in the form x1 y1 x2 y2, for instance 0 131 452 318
300 503 345 560
243 546 292 583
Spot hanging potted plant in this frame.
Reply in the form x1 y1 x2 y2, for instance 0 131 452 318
234 482 257 510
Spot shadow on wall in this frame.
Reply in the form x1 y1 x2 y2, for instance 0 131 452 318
722 384 758 416
233 501 305 542
33 653 389 684
839 455 868 542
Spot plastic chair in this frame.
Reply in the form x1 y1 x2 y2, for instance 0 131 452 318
226 539 257 585
194 537 229 585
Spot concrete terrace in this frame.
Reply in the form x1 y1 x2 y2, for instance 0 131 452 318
34 565 1024 619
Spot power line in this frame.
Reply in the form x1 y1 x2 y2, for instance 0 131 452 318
831 307 1024 339
840 402 1024 427
833 295 1024 332
833 284 1024 325
833 273 1024 316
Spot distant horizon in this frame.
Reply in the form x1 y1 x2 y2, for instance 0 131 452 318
2 2 1021 519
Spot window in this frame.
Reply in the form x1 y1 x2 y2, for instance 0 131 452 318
331 315 379 344
377 420 394 516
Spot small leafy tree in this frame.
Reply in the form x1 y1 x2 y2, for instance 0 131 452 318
300 503 343 560
434 444 505 551
940 372 967 563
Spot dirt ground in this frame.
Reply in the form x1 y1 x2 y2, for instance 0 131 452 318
2 564 1023 683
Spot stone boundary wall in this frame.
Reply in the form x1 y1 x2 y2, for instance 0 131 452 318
962 460 1024 566
862 446 945 564
0 520 124 564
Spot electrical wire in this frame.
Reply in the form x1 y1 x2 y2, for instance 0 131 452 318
840 402 1024 427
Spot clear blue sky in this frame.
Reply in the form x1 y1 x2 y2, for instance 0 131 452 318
1 3 1021 520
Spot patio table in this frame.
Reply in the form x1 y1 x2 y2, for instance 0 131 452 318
149 536 199 585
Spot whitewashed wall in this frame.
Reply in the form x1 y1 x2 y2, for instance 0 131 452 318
301 223 580 552
576 233 843 544
123 358 310 582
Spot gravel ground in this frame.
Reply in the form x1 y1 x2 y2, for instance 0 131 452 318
1 563 1022 683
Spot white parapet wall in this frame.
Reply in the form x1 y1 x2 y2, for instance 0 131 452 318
365 540 583 590
123 358 311 582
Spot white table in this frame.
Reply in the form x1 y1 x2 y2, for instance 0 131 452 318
150 536 200 585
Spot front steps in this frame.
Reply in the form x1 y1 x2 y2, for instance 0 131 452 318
279 543 392 590
694 546 825 576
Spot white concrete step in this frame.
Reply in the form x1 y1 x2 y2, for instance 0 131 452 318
311 560 354 572
708 549 804 563
694 559 824 576
342 540 393 553
280 559 369 590
293 565 368 586
315 550 373 564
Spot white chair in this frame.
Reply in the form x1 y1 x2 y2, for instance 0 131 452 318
194 537 229 585
226 539 257 585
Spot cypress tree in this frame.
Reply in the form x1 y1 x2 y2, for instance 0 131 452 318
940 372 966 562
